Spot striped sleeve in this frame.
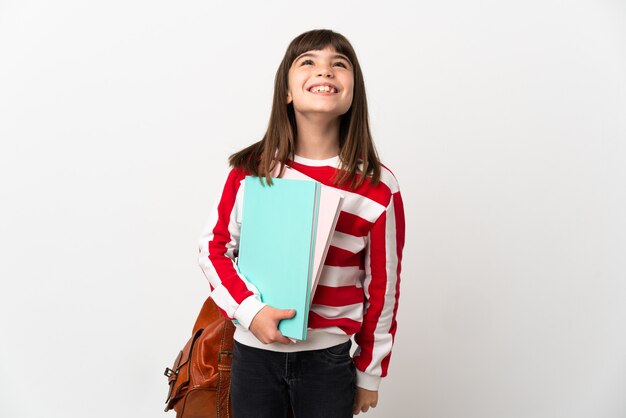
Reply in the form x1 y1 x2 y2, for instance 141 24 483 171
197 167 266 329
353 179 406 391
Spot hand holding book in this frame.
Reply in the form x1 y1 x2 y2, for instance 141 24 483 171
249 305 296 345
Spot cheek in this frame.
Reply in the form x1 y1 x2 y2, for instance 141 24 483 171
286 72 299 92
345 85 355 102
289 73 307 89
343 78 355 97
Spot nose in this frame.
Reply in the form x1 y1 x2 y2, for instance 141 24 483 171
316 64 334 78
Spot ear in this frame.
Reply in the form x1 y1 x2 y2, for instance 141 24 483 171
286 91 292 104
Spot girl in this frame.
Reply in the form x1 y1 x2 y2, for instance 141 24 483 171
198 29 405 418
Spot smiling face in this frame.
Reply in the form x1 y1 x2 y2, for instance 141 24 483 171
286 46 354 119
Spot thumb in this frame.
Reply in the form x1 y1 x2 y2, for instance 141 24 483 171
277 308 296 319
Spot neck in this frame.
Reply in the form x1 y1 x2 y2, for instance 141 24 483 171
293 112 341 160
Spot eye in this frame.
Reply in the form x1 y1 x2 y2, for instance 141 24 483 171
301 59 314 65
334 62 347 68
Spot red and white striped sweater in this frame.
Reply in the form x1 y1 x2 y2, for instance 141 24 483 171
198 153 406 391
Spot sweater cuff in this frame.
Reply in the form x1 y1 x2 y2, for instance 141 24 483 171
356 370 382 391
233 295 266 330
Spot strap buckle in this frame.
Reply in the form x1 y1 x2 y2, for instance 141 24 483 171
218 350 232 364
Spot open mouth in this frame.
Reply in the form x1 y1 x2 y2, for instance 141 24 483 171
308 85 338 94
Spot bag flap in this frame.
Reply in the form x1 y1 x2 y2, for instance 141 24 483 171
164 328 204 408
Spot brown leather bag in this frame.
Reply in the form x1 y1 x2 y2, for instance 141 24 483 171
164 296 235 418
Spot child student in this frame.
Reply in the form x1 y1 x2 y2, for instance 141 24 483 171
198 28 406 418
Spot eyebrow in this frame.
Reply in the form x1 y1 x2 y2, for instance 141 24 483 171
295 52 352 65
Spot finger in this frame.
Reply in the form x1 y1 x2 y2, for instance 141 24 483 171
273 331 292 345
276 309 296 319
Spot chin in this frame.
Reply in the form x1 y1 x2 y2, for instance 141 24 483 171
304 105 349 115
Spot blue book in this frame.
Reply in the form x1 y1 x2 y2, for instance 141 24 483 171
237 176 321 340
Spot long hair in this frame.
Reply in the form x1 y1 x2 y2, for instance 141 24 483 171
228 28 382 190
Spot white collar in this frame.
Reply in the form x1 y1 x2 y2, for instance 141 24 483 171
293 154 340 167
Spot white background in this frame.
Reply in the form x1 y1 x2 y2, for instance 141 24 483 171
1 1 625 417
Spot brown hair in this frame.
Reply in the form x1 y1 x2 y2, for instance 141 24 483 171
228 28 382 190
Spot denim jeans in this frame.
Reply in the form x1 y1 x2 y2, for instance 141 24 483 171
230 339 357 418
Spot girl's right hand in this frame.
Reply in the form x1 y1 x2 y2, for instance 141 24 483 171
249 305 296 345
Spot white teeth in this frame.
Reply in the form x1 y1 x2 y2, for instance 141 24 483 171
310 85 337 93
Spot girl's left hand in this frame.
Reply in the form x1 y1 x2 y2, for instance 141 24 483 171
353 387 378 415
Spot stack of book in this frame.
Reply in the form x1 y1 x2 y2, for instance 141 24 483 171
236 167 344 341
